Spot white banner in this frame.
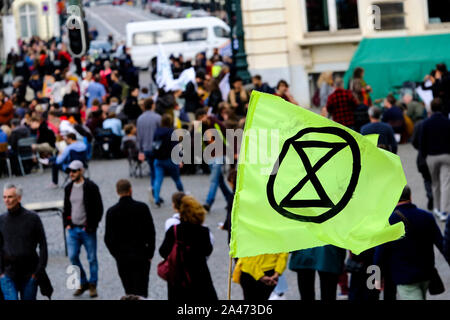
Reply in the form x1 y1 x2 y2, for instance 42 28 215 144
166 67 196 92
219 73 231 102
156 44 174 90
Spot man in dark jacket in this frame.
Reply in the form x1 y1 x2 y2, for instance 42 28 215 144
374 185 449 300
419 98 450 222
104 179 155 298
63 160 103 298
0 183 48 300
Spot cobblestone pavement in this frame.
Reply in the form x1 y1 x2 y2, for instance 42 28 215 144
1 142 449 300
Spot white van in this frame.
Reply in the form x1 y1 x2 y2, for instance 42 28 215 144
126 17 231 70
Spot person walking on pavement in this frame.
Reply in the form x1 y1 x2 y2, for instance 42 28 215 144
412 119 434 211
137 98 162 202
159 195 218 301
152 114 184 207
0 183 48 300
195 108 232 212
419 98 450 222
63 160 104 298
374 185 450 300
104 179 156 298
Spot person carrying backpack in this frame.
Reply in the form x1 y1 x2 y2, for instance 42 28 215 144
158 195 218 301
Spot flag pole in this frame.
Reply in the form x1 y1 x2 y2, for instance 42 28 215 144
227 255 232 300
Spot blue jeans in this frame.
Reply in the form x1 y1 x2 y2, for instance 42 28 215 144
0 275 38 300
154 158 184 204
206 158 232 208
144 151 156 191
67 227 98 286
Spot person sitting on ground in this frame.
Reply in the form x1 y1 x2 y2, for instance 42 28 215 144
0 91 14 125
382 94 405 138
401 93 425 123
30 115 56 157
102 112 123 158
228 77 249 117
251 75 275 94
275 80 299 105
8 118 31 154
40 133 87 187
120 123 138 157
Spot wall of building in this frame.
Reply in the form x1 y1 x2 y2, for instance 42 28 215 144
12 0 59 41
242 0 450 108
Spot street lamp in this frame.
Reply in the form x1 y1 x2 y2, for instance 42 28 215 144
225 0 251 84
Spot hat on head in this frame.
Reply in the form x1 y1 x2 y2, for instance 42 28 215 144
68 160 84 171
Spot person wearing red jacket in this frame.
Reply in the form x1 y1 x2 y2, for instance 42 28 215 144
0 92 14 125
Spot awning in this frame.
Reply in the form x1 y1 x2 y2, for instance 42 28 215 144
343 33 450 101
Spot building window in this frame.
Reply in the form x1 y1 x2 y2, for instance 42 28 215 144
427 0 450 24
373 2 405 31
305 0 359 32
19 3 38 38
336 0 358 29
305 0 329 32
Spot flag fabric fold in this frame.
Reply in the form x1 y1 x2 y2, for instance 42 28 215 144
230 91 406 258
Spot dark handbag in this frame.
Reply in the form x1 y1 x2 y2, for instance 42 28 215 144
428 267 445 295
157 225 176 282
157 225 192 287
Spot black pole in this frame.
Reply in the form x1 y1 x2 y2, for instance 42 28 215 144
227 0 251 84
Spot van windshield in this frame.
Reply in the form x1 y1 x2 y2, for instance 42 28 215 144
214 26 230 38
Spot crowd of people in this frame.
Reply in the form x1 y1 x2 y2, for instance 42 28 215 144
0 32 450 301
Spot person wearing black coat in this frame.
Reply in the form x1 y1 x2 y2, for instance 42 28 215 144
0 183 49 300
105 179 155 298
62 87 80 109
123 87 142 122
63 161 103 297
159 195 217 301
183 79 203 118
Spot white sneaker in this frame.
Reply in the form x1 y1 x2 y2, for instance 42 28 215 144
269 292 286 300
433 209 447 222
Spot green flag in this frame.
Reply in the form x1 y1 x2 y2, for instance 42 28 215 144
230 91 406 258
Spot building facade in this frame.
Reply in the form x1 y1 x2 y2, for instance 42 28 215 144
242 0 450 107
11 0 60 42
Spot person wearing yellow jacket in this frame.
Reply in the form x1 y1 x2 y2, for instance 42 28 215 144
232 253 289 300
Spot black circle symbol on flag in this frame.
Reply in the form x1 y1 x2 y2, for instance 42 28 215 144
266 127 361 224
